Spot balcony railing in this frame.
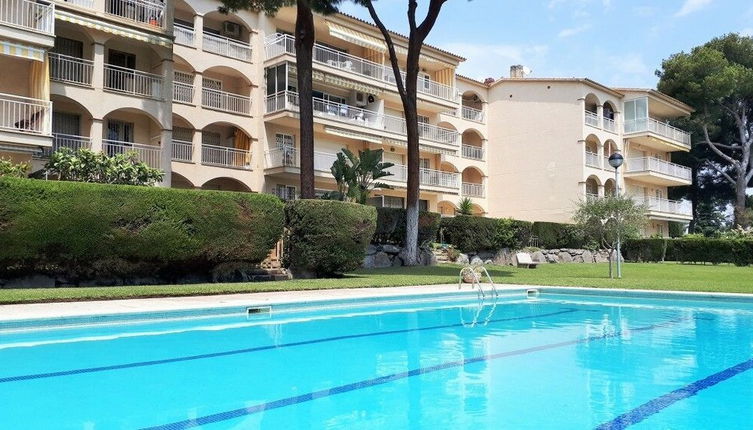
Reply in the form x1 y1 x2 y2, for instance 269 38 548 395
56 0 93 8
105 0 165 29
461 144 484 160
266 91 459 146
174 23 194 47
201 144 251 169
636 196 692 217
265 34 457 102
265 147 298 168
0 0 54 34
41 133 91 156
625 157 692 182
461 106 484 122
203 33 251 62
201 87 250 115
0 93 51 135
104 64 163 99
585 151 600 168
172 82 194 104
603 117 617 133
624 117 691 148
385 164 460 189
585 110 599 127
102 139 162 169
462 182 484 197
49 53 93 86
171 140 192 162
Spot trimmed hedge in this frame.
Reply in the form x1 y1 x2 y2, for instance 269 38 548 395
624 237 753 266
495 218 533 249
372 208 440 247
284 200 376 277
440 215 499 253
0 178 284 282
531 221 583 249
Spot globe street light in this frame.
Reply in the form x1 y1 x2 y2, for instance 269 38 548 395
608 151 624 279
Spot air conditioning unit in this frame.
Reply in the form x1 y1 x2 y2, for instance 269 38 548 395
222 21 242 39
354 92 368 107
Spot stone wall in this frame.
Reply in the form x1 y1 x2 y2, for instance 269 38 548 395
363 244 437 268
441 248 621 266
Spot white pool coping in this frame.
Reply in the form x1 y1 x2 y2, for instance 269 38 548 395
2 284 753 322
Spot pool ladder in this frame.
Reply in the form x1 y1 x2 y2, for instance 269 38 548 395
458 264 498 300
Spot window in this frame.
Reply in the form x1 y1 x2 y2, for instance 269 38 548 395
202 77 222 90
419 199 429 212
106 120 133 143
419 72 431 90
52 112 80 136
173 127 193 142
420 158 430 169
202 131 221 146
384 196 404 208
174 71 193 84
275 133 294 149
417 115 430 124
275 184 297 201
312 90 346 105
53 37 83 58
107 50 136 69
266 64 289 95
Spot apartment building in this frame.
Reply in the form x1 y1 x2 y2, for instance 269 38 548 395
0 1 690 236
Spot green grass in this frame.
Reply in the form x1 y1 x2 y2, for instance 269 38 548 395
2 263 753 305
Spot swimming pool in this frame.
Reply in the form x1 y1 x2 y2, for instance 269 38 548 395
2 288 753 429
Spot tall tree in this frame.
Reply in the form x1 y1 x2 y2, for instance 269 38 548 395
657 34 753 227
219 0 345 199
354 0 450 265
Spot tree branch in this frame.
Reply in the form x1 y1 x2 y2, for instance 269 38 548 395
362 1 406 100
703 124 739 166
706 161 736 186
416 0 446 41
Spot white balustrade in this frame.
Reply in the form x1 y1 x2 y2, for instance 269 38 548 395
102 139 162 169
51 133 91 152
56 0 93 8
201 87 250 115
105 0 165 28
201 144 251 169
462 144 484 160
174 23 194 47
603 117 617 133
624 117 691 148
171 140 192 162
462 182 484 197
0 93 51 135
625 157 692 181
585 110 599 127
0 0 54 34
49 53 93 86
172 82 194 104
203 33 251 62
461 106 484 122
385 164 460 189
104 64 163 99
585 151 600 168
638 196 692 217
265 147 298 168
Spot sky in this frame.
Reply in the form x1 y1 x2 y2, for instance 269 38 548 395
337 0 753 88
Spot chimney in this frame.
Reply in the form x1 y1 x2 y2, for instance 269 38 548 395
510 65 526 79
484 77 496 85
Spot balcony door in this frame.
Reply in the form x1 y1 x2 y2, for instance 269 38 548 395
52 112 81 136
106 120 133 143
202 77 223 109
52 38 85 83
107 50 136 92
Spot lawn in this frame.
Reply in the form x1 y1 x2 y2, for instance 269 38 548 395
1 263 753 305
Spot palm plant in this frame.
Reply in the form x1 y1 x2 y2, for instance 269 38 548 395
457 197 474 215
328 148 394 204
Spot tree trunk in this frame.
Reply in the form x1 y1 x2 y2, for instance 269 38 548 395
401 40 421 266
734 179 749 227
295 0 316 199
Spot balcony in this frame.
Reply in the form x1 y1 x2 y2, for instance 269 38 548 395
201 144 251 169
203 32 251 62
0 93 51 136
461 144 484 161
105 0 165 29
102 139 162 169
636 196 692 220
201 87 250 115
624 157 692 186
585 151 600 168
55 0 93 8
385 164 460 189
172 81 194 104
47 133 91 154
585 110 599 128
171 139 192 162
0 0 54 35
174 23 195 47
264 147 337 173
462 182 484 197
266 91 459 146
264 34 457 103
49 53 93 87
624 118 691 150
104 65 163 99
461 106 484 122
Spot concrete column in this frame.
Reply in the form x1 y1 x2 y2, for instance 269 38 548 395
597 142 604 168
596 104 604 129
192 127 202 165
160 129 172 187
91 42 105 90
194 14 204 51
90 119 103 153
598 184 605 198
193 71 203 107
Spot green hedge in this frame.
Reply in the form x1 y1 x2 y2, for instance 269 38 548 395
372 208 440 247
440 216 499 253
495 218 533 249
624 237 753 266
0 178 284 282
531 221 583 249
284 200 376 277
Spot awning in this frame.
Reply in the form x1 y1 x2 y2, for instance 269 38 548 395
394 45 454 68
383 138 456 155
0 40 45 62
325 126 382 144
323 74 382 95
327 21 386 52
55 11 172 48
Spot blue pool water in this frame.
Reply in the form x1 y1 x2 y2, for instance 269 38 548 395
2 290 753 429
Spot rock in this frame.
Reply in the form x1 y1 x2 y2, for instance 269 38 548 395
382 244 401 254
477 251 495 261
532 251 546 263
574 254 585 263
484 259 493 265
546 253 558 263
422 249 438 266
363 251 393 269
574 249 584 255
582 250 593 263
594 251 609 263
493 248 513 266
365 244 378 256
470 256 484 266
391 254 404 267
558 252 573 263
456 253 469 265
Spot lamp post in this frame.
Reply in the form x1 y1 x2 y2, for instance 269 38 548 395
608 151 624 279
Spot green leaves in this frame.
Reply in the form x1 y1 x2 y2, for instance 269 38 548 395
44 148 164 186
327 147 394 204
573 195 648 250
0 158 30 178
457 197 474 215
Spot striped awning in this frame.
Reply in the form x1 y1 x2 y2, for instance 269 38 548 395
327 22 386 52
394 45 454 67
55 11 172 47
383 138 456 155
324 126 382 144
323 74 382 95
0 40 45 62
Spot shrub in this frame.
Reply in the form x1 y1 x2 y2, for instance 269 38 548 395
284 200 376 277
440 216 498 253
45 148 163 186
0 178 284 283
0 158 30 178
531 221 584 249
623 238 669 262
372 207 440 247
495 218 533 249
624 237 753 266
